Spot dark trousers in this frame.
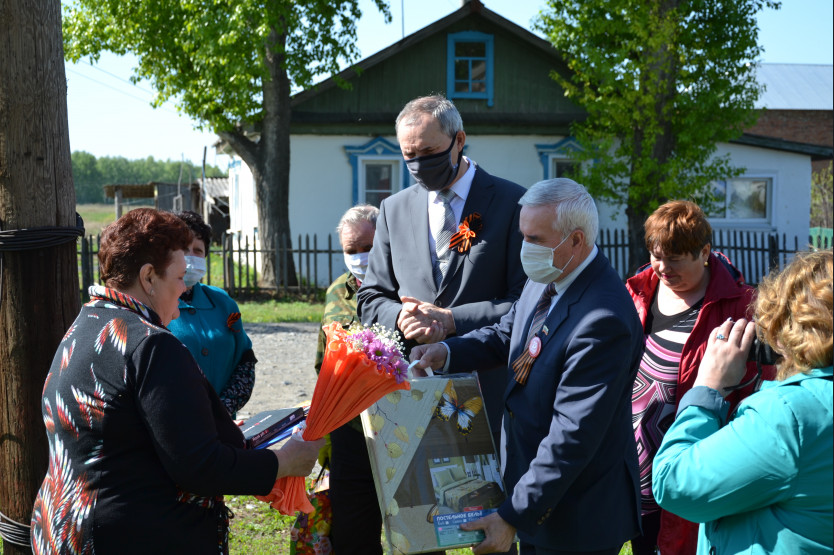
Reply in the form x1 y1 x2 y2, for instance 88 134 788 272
329 423 384 555
519 544 619 555
630 511 661 555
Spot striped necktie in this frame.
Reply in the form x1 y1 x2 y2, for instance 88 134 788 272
432 188 456 287
511 282 557 385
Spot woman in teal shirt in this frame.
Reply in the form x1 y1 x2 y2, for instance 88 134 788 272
653 249 833 554
168 211 256 415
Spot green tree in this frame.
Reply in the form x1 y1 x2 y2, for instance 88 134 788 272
536 0 778 271
63 0 390 285
72 150 105 203
72 151 226 204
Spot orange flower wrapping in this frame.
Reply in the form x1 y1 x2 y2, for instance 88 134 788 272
256 322 410 514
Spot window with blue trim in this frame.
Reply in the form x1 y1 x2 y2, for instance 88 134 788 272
536 138 583 180
344 137 409 207
448 32 494 106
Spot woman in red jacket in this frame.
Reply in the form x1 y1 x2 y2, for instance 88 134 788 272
626 200 772 555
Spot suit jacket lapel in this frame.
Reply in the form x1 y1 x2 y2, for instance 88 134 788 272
439 167 495 293
408 186 436 291
503 253 607 399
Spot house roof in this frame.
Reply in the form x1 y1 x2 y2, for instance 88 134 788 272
732 133 834 160
290 0 559 109
103 182 199 199
203 176 229 199
755 63 834 110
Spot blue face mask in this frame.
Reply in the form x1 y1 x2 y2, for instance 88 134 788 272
404 135 463 191
184 255 207 287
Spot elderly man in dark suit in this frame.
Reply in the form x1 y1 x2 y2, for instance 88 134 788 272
357 94 527 442
412 178 644 555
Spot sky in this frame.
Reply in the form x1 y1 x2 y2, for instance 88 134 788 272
63 0 834 168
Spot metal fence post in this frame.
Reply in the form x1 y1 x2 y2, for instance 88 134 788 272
767 234 780 273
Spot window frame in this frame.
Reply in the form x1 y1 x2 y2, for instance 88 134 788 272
707 173 775 227
447 31 494 106
344 137 408 206
536 138 584 180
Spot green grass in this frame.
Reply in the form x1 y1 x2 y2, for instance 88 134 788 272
227 495 298 554
0 505 632 555
238 300 324 323
227 495 634 554
77 203 116 236
77 202 155 236
227 495 472 555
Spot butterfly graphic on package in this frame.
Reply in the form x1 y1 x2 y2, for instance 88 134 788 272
434 380 483 435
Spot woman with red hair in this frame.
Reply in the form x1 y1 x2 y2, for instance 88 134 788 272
30 208 322 554
626 200 773 555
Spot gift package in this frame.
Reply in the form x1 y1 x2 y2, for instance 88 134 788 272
361 373 507 554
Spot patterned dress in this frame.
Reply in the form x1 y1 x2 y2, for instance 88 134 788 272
30 286 278 554
632 296 703 514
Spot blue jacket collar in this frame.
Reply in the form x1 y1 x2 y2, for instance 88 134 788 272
178 282 216 310
761 366 833 390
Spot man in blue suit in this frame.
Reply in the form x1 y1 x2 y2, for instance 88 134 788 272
413 178 644 555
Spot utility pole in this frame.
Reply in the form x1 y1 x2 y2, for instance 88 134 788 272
0 0 81 552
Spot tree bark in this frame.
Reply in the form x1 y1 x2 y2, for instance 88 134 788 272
0 0 79 552
254 22 298 288
625 0 679 275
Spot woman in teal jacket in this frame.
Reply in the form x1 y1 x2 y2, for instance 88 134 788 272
653 249 833 555
168 211 256 415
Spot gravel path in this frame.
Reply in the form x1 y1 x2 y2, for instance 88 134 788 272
237 322 321 420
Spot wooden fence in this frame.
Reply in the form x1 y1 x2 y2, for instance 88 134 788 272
79 229 832 298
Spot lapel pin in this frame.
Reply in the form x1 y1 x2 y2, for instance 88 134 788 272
542 325 549 336
528 336 542 358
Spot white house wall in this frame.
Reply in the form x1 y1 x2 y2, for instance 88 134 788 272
225 134 812 286
285 134 562 285
712 142 811 239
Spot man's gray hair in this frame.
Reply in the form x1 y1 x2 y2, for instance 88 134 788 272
519 178 599 246
395 95 464 138
336 204 380 239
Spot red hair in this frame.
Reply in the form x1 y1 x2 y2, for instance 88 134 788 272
98 208 192 289
644 200 712 257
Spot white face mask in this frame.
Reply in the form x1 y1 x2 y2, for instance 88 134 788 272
520 234 574 283
343 251 370 282
184 255 207 287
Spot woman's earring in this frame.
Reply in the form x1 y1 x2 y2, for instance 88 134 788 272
704 260 709 267
150 288 155 296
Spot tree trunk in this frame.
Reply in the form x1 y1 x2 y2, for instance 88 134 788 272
250 21 298 288
625 203 650 276
0 0 80 552
625 0 679 276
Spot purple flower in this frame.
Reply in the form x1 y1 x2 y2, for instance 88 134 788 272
391 360 408 384
344 323 409 383
354 328 375 346
366 339 388 363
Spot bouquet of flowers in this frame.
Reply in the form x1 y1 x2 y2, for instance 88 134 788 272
257 321 411 514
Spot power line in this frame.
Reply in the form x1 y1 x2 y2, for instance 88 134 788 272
65 67 180 116
80 60 156 95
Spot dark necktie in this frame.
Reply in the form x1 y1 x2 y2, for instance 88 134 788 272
432 188 456 287
511 282 557 385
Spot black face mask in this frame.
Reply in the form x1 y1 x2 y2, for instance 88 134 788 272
404 135 463 191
